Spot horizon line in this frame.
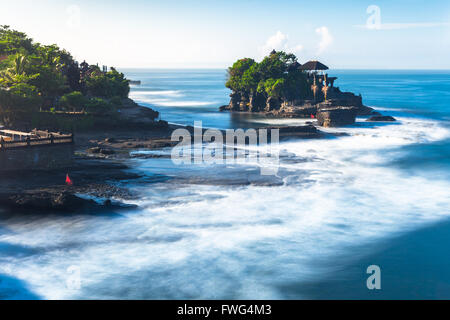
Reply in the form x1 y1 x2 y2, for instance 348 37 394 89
117 67 450 71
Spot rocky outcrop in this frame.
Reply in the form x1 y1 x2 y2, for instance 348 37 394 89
271 101 317 118
220 79 380 128
366 115 397 122
273 124 320 138
221 87 373 125
0 192 96 213
265 97 281 111
87 147 115 156
229 92 241 111
0 190 137 214
316 106 358 127
249 92 266 112
119 99 160 123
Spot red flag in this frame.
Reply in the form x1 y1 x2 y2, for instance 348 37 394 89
311 114 315 119
66 174 73 186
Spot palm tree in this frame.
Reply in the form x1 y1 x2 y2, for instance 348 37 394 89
0 54 28 83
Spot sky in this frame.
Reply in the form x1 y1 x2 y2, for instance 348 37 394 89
1 0 449 69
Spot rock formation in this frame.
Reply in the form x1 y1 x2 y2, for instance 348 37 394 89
366 115 397 122
316 107 358 127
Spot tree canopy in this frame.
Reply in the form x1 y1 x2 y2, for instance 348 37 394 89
226 51 310 101
0 25 130 122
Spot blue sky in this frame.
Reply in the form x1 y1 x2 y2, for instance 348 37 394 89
1 0 449 69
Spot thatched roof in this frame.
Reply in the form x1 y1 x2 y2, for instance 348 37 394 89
288 61 302 71
270 49 277 55
300 60 329 71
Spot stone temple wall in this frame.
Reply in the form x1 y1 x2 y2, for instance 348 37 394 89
0 144 74 171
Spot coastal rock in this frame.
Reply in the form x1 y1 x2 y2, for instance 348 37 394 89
272 125 320 137
357 105 375 116
52 192 94 211
87 147 101 154
99 148 115 155
249 92 266 112
0 192 96 213
86 147 115 156
275 101 317 118
265 97 281 111
229 92 241 111
316 106 358 127
366 115 397 122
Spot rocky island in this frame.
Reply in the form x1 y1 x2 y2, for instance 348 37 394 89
220 50 393 127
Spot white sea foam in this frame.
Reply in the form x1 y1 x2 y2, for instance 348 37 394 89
128 94 217 107
131 90 183 97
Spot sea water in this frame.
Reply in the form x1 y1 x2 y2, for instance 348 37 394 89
0 69 449 299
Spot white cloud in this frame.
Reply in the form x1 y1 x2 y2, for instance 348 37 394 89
259 31 303 57
355 22 450 30
315 26 333 54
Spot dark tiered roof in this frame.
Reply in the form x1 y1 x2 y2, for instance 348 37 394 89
287 61 302 71
300 60 329 71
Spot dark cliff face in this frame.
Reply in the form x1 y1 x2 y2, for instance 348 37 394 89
222 87 373 118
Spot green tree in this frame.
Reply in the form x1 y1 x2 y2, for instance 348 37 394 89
60 91 87 112
227 51 310 102
85 67 129 99
86 97 114 115
226 58 256 92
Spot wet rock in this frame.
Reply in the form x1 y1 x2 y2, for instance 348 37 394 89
316 106 358 127
99 148 115 155
87 147 101 154
248 92 266 112
366 115 397 122
229 92 241 111
356 105 375 116
52 192 94 211
275 102 317 118
265 96 281 111
0 192 95 213
268 125 320 138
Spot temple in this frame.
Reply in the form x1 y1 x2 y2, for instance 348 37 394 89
221 54 376 127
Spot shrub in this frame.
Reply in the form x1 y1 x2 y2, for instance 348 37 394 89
59 91 87 112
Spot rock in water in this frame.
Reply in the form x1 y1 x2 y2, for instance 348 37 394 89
316 106 358 127
366 115 397 122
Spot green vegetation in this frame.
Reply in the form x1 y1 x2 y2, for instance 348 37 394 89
0 26 130 128
226 51 310 105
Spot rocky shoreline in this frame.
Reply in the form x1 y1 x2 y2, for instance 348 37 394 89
0 97 396 216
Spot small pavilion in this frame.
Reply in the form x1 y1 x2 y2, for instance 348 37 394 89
300 60 336 88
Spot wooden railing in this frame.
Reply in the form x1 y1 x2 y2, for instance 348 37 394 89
0 134 74 150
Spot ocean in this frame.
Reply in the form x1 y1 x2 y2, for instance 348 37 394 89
0 69 449 299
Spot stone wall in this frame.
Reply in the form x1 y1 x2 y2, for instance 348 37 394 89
0 144 74 171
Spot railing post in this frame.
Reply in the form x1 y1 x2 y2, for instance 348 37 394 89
50 134 54 144
26 136 31 146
